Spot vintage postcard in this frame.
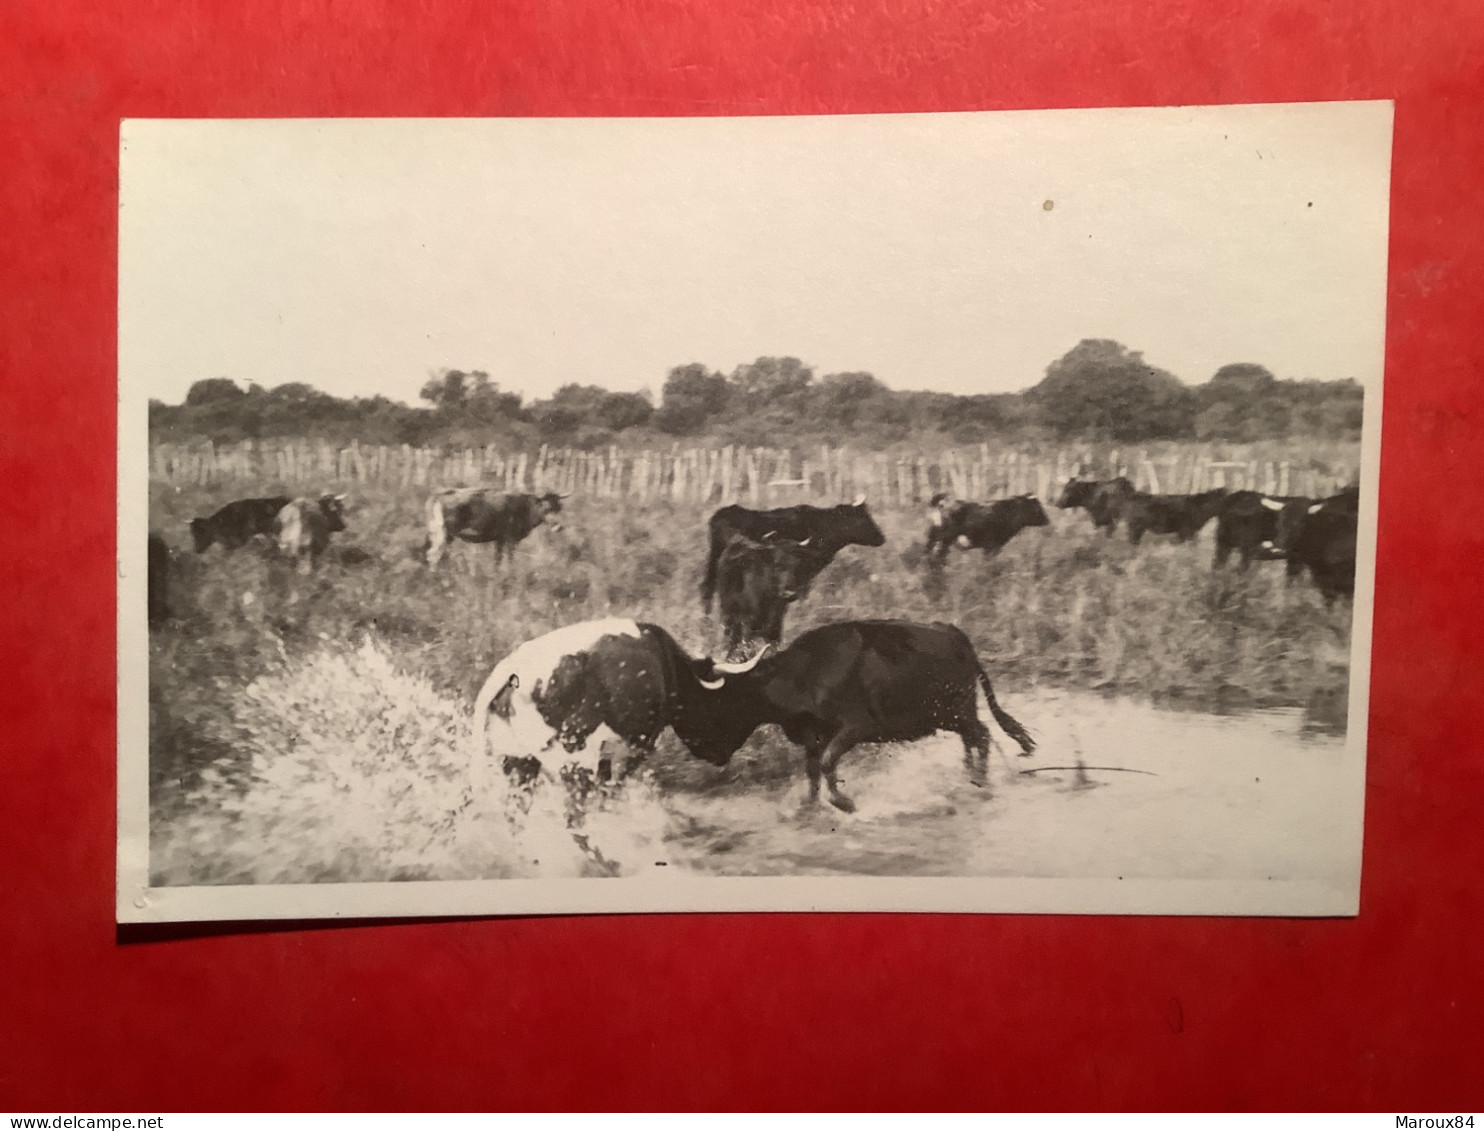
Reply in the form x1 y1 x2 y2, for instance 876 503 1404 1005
118 103 1391 923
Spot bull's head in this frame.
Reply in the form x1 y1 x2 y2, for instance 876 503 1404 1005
537 492 568 532
927 492 952 528
696 644 770 690
836 496 885 547
1055 479 1096 509
318 494 349 532
1016 495 1051 528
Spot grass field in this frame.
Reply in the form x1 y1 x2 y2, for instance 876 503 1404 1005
145 476 1356 885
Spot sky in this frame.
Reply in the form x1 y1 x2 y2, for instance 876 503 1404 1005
119 103 1393 407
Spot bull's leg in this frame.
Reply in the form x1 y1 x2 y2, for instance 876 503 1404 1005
803 743 824 807
959 718 992 788
819 727 866 813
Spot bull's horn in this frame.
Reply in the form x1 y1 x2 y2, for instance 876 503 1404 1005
698 674 725 690
852 493 867 506
1308 502 1325 514
798 537 811 547
556 492 572 499
762 530 778 540
713 646 769 675
333 493 347 502
1259 497 1285 511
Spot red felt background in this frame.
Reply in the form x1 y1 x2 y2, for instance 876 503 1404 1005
2 0 1482 1112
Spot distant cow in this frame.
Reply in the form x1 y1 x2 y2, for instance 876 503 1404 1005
1262 488 1360 603
425 489 567 567
1214 490 1310 570
715 533 836 660
1117 488 1229 545
147 533 170 624
1055 477 1137 533
189 495 292 553
275 495 348 571
926 494 1049 558
700 499 885 613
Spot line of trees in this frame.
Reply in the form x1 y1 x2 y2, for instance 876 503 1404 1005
148 340 1364 450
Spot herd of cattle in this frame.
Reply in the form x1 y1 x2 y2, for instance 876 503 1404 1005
146 474 1360 812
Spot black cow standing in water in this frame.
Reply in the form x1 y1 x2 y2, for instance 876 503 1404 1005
700 498 884 613
926 494 1049 558
714 532 837 660
719 620 1037 812
424 488 568 567
1055 477 1137 534
189 495 292 553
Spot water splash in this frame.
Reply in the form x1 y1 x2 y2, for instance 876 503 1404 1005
153 636 683 885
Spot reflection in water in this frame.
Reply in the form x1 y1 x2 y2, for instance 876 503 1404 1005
660 687 1354 884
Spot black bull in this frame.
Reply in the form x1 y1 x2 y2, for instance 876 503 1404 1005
1055 477 1137 532
424 489 567 566
700 501 884 614
189 495 292 553
1214 490 1311 570
926 494 1049 557
1113 488 1229 545
475 618 1035 814
1264 489 1360 602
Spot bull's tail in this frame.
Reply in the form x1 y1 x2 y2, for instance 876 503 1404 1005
977 665 1035 756
424 493 449 567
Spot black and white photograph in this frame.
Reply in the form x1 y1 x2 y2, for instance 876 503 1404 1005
118 103 1390 922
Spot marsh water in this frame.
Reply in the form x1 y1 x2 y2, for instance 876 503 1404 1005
650 687 1354 884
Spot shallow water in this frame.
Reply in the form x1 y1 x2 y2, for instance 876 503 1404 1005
651 688 1353 884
